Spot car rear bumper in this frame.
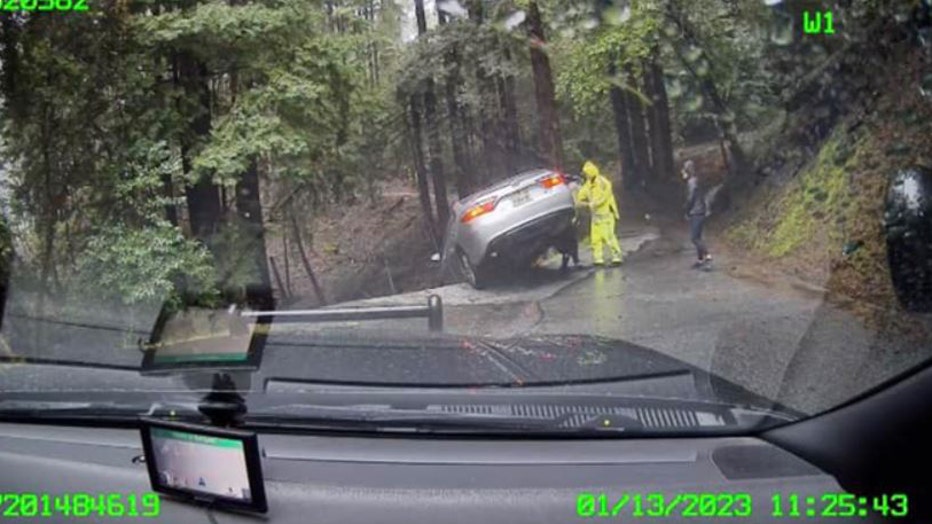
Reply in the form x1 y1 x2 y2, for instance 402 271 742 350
482 208 575 264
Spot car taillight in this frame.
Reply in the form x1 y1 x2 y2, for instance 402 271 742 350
540 173 565 189
461 199 496 223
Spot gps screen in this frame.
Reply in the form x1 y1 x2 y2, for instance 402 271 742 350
149 427 253 502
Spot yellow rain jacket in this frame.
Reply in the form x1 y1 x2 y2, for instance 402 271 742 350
576 161 623 265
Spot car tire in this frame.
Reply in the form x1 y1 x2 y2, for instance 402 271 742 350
885 166 932 313
888 242 932 312
458 250 491 289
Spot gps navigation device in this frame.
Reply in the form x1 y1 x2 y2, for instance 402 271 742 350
139 418 268 513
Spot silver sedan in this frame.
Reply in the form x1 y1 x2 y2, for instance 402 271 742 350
441 168 577 289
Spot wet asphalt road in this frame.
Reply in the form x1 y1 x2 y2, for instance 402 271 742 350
2 225 931 415
291 225 932 414
526 230 932 415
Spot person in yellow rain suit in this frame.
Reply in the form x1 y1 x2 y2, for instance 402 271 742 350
576 161 623 266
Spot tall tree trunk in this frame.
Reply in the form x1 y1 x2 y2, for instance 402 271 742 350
408 96 438 241
415 0 450 227
438 9 475 198
289 213 326 306
526 0 564 172
0 14 21 120
495 76 516 175
499 45 520 173
235 158 274 310
608 61 636 189
414 0 427 33
424 85 450 227
176 51 222 242
667 0 748 172
424 87 450 227
469 0 505 184
625 67 652 190
645 52 675 185
370 0 379 84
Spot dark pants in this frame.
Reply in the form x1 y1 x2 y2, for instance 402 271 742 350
557 226 579 269
689 215 708 260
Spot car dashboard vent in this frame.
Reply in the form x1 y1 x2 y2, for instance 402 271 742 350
426 404 722 429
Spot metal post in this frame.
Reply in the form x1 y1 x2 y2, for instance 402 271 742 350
427 294 443 332
237 294 444 333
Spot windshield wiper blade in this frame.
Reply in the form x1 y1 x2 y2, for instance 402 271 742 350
0 400 199 421
0 355 139 372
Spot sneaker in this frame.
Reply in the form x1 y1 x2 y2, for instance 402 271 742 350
610 259 623 267
691 260 705 269
593 261 605 267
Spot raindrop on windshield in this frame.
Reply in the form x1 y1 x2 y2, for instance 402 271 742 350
503 10 526 31
685 93 704 111
582 16 600 30
663 21 679 37
919 27 931 48
603 5 631 25
893 5 911 23
560 26 577 39
770 12 794 46
763 0 783 5
695 60 710 77
682 44 703 63
437 0 468 18
665 77 684 98
921 73 932 98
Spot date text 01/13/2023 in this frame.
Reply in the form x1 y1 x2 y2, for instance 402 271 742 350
0 492 160 518
1 0 88 12
576 492 909 519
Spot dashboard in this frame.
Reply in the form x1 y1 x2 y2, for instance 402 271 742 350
0 422 885 524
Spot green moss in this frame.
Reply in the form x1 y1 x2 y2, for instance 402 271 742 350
729 128 866 260
768 195 814 257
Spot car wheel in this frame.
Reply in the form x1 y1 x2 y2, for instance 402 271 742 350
888 243 932 312
458 250 490 289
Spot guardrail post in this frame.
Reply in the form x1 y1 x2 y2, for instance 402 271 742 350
427 294 443 332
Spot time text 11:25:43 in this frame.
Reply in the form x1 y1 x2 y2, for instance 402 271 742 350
577 492 909 519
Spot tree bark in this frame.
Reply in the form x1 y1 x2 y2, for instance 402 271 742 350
469 0 506 184
415 0 450 227
289 213 326 306
235 158 274 310
0 14 21 120
625 66 652 190
424 84 450 226
608 61 636 189
499 46 520 172
414 0 427 33
645 53 676 184
438 9 475 198
526 0 564 172
407 95 438 241
176 51 222 242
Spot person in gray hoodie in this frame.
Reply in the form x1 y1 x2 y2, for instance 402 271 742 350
682 160 712 268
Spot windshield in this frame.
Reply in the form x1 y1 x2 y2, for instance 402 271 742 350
0 0 930 435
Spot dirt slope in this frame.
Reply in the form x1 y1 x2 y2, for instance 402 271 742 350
267 181 440 308
722 44 932 323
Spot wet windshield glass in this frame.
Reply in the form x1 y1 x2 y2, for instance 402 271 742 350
0 0 931 431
